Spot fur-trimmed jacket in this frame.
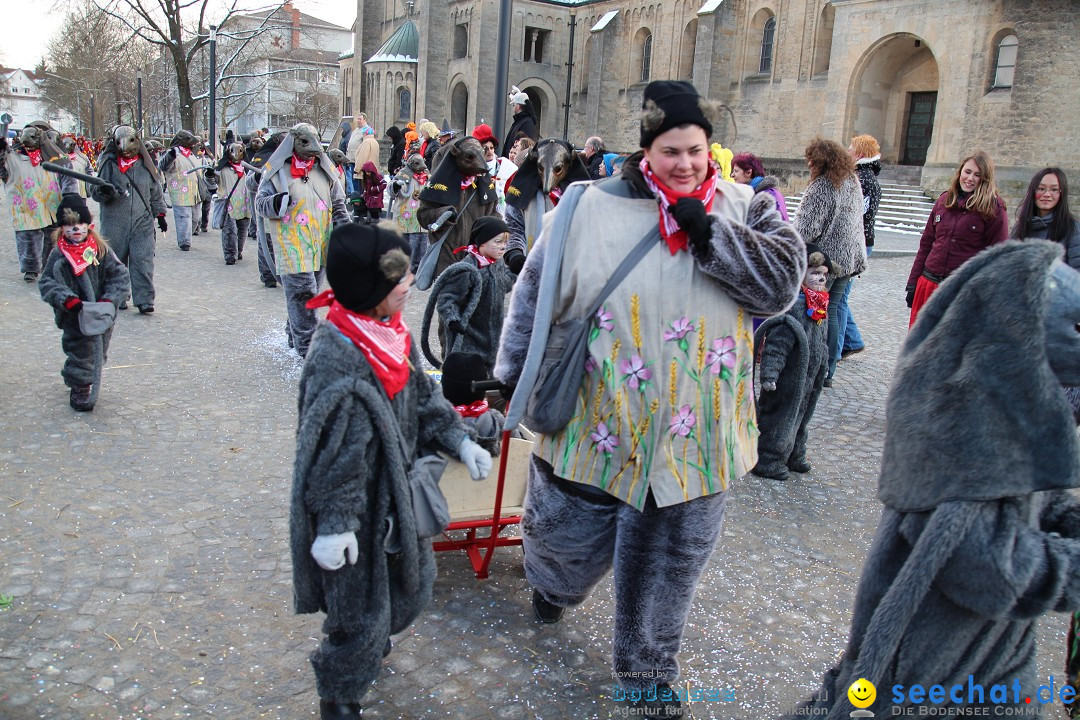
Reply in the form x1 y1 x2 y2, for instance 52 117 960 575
38 242 130 328
494 152 805 509
421 254 516 368
793 175 867 278
855 157 882 247
290 323 468 696
753 295 827 472
750 175 789 222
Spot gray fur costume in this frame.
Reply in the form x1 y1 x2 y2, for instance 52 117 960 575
291 323 467 703
785 242 1080 719
420 254 515 369
38 238 130 397
92 131 166 307
751 295 828 479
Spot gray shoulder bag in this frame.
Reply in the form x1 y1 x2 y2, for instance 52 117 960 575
76 272 117 337
525 224 660 434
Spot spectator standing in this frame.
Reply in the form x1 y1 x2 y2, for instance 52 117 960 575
731 152 789 220
503 87 538 155
581 136 605 180
1010 167 1080 270
840 135 882 357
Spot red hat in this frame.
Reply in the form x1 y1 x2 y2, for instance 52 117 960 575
471 123 498 151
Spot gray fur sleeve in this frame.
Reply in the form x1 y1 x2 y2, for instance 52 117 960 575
494 233 548 385
330 174 349 226
101 251 131 304
758 320 797 385
1039 490 1080 538
254 173 284 219
691 192 806 317
37 251 78 308
792 177 830 245
434 266 471 326
411 353 468 455
150 170 167 217
506 205 527 256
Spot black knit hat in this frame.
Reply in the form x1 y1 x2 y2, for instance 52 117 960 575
325 222 411 312
639 80 713 148
441 352 489 406
56 193 93 225
470 215 510 247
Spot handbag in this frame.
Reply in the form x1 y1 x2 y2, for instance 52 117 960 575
524 225 660 434
389 412 451 541
78 301 117 336
414 188 480 291
210 171 241 230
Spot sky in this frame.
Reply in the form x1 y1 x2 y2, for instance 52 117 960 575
0 0 356 70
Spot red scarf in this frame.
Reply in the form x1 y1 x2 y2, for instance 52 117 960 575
455 399 490 418
413 171 428 185
27 148 42 167
451 245 494 267
291 155 315 178
639 159 719 255
460 175 476 190
58 236 99 276
549 186 563 206
231 162 245 177
178 147 192 158
118 155 138 173
803 287 829 323
307 290 412 399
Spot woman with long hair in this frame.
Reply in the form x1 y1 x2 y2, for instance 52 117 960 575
792 138 867 386
906 151 1008 325
839 134 882 358
1011 167 1080 270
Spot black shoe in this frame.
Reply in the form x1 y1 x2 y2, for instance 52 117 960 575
823 377 834 388
236 252 243 261
23 271 38 283
532 589 564 623
262 279 278 288
180 245 191 251
69 385 94 412
192 229 200 236
319 700 362 719
787 458 812 473
630 683 684 717
752 462 790 481
841 346 865 359
225 258 236 265
138 304 154 314
118 300 129 310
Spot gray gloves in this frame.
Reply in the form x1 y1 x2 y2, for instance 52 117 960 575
458 436 493 481
310 532 358 571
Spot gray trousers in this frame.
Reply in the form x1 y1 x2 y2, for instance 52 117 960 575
256 217 278 285
111 232 156 306
16 229 46 273
60 321 112 388
282 269 324 358
173 205 194 249
404 232 428 274
523 455 727 690
221 216 249 262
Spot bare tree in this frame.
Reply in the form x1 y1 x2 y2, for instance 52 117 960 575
283 77 338 140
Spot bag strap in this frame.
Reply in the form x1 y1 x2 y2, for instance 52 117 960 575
582 225 661 320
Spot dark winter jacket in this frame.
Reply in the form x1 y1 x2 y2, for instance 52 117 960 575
855 157 882 247
336 120 353 154
39 241 130 328
360 162 386 210
907 193 1008 287
753 296 827 472
793 174 867 278
584 151 604 181
290 323 466 696
421 254 516 368
423 139 441 173
1021 212 1080 271
502 109 537 157
385 127 405 176
92 153 167 244
787 242 1080 719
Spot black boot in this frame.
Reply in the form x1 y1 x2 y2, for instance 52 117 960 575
69 385 94 412
787 457 812 473
752 460 790 481
532 589 564 623
319 700 362 719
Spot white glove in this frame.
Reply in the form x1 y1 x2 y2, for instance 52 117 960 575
761 380 777 392
311 532 358 571
458 437 493 481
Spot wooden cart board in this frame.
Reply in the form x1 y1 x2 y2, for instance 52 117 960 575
441 428 534 520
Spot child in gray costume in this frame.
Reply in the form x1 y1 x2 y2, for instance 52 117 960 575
784 241 1080 719
420 215 515 370
290 222 492 720
38 194 130 411
752 244 832 481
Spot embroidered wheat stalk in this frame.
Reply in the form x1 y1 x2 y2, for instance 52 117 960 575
631 294 642 350
668 359 678 407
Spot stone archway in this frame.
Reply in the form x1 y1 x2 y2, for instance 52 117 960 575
523 87 545 135
846 33 940 166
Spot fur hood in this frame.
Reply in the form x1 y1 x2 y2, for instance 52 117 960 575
879 241 1080 512
754 174 782 193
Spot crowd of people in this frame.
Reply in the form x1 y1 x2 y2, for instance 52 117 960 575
2 77 1079 720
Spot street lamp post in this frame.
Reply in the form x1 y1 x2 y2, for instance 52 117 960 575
89 92 96 140
209 24 217 155
136 69 144 133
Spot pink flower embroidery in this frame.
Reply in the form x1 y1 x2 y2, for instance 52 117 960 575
296 213 310 226
620 354 653 390
668 405 697 437
171 180 179 189
283 214 292 223
705 337 737 375
316 200 328 211
26 198 38 211
663 316 696 342
181 185 188 192
590 421 619 454
595 306 614 332
22 178 34 190
47 181 59 191
584 355 598 374
11 194 22 205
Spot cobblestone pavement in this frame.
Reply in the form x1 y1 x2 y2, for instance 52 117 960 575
0 204 1069 720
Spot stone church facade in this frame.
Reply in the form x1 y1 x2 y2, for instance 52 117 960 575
343 0 1078 201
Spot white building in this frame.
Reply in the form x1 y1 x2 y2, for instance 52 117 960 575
0 68 77 134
